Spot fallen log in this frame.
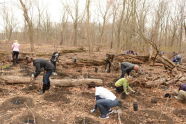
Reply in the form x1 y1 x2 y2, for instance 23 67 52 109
114 54 148 64
0 76 103 86
61 47 86 54
65 58 105 66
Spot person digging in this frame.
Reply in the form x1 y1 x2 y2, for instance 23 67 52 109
115 76 135 98
89 83 120 119
26 57 54 94
120 62 139 78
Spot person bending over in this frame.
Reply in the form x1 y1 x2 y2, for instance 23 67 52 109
89 83 120 119
26 57 54 94
115 76 135 95
120 62 139 78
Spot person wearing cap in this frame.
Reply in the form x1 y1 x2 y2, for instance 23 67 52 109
50 52 60 75
115 76 135 95
12 40 20 65
120 62 139 78
89 83 120 119
175 83 186 102
26 57 54 94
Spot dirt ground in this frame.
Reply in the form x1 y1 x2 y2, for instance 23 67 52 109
0 44 186 124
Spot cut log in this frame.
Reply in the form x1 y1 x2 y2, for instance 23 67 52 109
0 76 103 86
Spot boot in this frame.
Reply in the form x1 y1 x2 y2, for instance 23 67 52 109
45 82 50 90
39 84 47 95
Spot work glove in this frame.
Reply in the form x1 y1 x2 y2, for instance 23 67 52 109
52 72 57 76
125 92 129 95
90 108 96 113
131 90 135 93
30 73 36 81
31 73 34 78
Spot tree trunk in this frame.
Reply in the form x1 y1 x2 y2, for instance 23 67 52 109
19 0 34 52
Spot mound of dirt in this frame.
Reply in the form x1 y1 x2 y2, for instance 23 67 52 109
44 87 71 103
0 96 34 111
173 109 186 117
13 112 57 124
75 117 100 124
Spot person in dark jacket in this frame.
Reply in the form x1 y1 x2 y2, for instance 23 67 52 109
172 54 182 65
26 57 54 94
105 54 115 73
50 52 60 75
120 62 139 78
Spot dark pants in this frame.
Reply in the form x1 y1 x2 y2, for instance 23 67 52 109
43 70 53 90
105 60 111 73
115 86 123 93
120 64 126 78
173 58 181 64
12 51 19 64
96 99 119 116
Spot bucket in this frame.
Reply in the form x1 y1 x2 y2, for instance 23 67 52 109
133 102 138 111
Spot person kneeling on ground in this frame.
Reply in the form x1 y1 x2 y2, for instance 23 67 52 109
26 57 54 94
115 76 135 95
175 83 186 102
172 53 182 65
120 62 139 78
89 83 120 119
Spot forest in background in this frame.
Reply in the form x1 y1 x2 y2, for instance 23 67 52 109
0 0 185 54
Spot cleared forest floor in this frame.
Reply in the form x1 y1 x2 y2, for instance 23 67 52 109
0 44 186 124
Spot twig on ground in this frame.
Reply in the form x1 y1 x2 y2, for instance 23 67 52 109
24 103 36 124
117 109 122 124
158 97 169 121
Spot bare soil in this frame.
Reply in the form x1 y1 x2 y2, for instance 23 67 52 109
0 44 186 124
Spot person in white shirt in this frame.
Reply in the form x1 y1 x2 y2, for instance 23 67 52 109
12 40 20 65
89 83 120 119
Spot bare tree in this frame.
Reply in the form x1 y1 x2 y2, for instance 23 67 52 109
41 10 53 42
19 0 34 52
35 0 45 42
98 0 111 47
110 0 119 49
116 0 126 52
59 10 68 46
64 0 84 46
2 6 17 41
86 0 92 52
